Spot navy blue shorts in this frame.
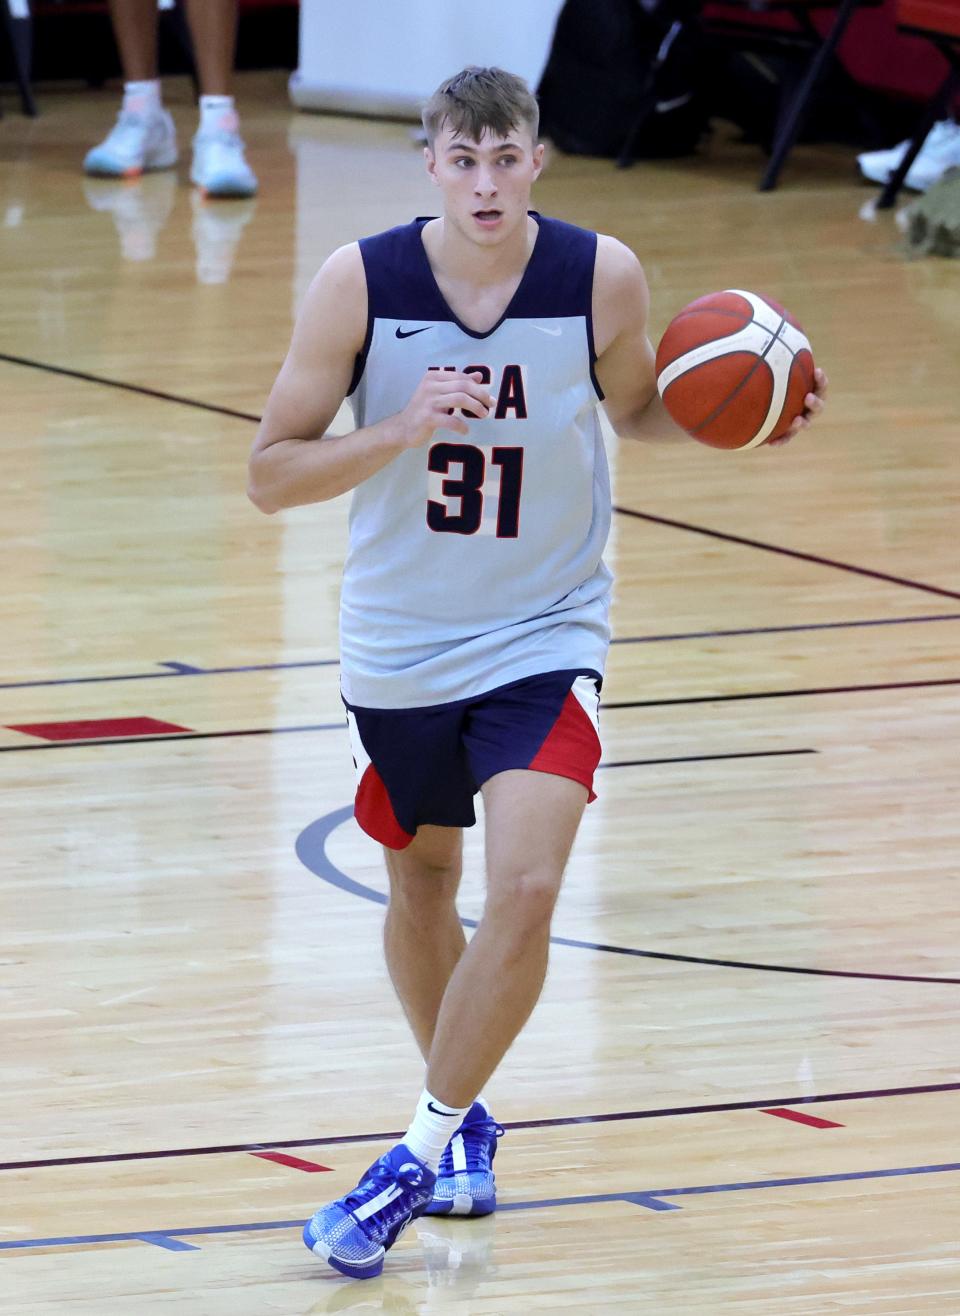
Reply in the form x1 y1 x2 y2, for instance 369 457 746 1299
344 669 603 850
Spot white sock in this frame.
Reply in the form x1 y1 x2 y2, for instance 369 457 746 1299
123 80 163 117
198 95 238 134
402 1090 471 1173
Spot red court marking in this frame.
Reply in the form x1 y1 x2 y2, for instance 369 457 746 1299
251 1152 332 1173
7 717 191 741
763 1108 844 1129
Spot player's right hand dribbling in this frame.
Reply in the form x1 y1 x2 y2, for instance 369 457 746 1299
394 370 493 448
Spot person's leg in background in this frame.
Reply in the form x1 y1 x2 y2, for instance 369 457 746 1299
84 0 177 178
84 0 257 197
184 0 258 198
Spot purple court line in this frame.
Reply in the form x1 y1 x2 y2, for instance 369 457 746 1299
614 506 960 603
4 1081 959 1174
3 1161 959 1251
0 659 340 691
296 806 960 986
3 614 959 691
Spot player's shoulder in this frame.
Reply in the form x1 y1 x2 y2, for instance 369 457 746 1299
593 233 647 287
592 235 650 355
296 243 367 351
594 234 649 312
302 242 366 314
313 241 365 293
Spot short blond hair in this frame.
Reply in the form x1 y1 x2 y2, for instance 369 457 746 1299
422 66 539 149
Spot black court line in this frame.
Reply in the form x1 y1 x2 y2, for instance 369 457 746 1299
3 613 960 691
5 1080 958 1172
5 345 954 607
0 724 344 752
605 675 960 709
614 505 960 603
0 351 260 423
300 807 960 987
597 749 816 768
5 676 958 753
0 735 818 762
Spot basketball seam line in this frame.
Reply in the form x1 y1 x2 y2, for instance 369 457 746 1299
692 313 792 439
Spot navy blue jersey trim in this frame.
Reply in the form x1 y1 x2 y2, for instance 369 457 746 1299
585 234 604 402
346 279 374 398
353 212 603 391
411 213 547 340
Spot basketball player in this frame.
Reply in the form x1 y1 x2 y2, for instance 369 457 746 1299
247 67 827 1280
83 0 257 198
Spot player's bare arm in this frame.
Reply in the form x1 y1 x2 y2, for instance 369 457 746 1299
592 235 680 444
247 244 493 513
593 234 828 446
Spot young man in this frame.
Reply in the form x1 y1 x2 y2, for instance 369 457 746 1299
247 67 826 1280
83 0 257 198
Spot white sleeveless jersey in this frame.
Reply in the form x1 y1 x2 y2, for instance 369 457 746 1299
340 213 612 709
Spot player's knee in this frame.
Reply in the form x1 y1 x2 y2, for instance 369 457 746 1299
486 867 562 932
387 856 462 910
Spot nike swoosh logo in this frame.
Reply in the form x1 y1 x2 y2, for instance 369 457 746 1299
533 325 562 336
427 1101 461 1117
396 326 433 339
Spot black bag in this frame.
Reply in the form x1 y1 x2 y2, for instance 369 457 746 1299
537 0 707 161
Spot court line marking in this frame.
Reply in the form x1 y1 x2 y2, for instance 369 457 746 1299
3 350 953 604
603 675 960 709
0 728 817 761
6 667 960 751
296 806 960 986
0 351 260 423
5 1081 958 1173
598 749 816 768
613 505 960 603
3 1161 958 1251
3 614 959 691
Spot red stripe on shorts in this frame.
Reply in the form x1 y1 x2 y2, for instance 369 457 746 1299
354 762 415 850
528 689 601 801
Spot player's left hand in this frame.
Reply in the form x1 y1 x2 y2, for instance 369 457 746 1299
768 366 829 447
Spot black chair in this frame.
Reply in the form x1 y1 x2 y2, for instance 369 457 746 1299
876 0 960 208
618 0 882 188
0 0 36 116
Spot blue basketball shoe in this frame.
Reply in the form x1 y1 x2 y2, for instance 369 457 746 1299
302 1143 436 1279
423 1102 503 1217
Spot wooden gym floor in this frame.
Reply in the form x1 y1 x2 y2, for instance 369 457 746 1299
2 71 959 1314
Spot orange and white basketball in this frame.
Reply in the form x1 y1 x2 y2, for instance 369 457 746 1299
655 290 815 449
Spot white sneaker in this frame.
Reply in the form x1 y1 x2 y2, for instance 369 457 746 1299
190 127 258 199
84 109 178 178
857 119 960 192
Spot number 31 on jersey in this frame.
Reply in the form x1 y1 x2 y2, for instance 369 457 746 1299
427 443 524 538
425 363 528 539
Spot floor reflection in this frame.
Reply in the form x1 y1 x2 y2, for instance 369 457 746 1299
83 173 177 263
304 1215 497 1313
81 173 256 283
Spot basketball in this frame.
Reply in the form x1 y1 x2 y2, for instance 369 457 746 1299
655 289 815 449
